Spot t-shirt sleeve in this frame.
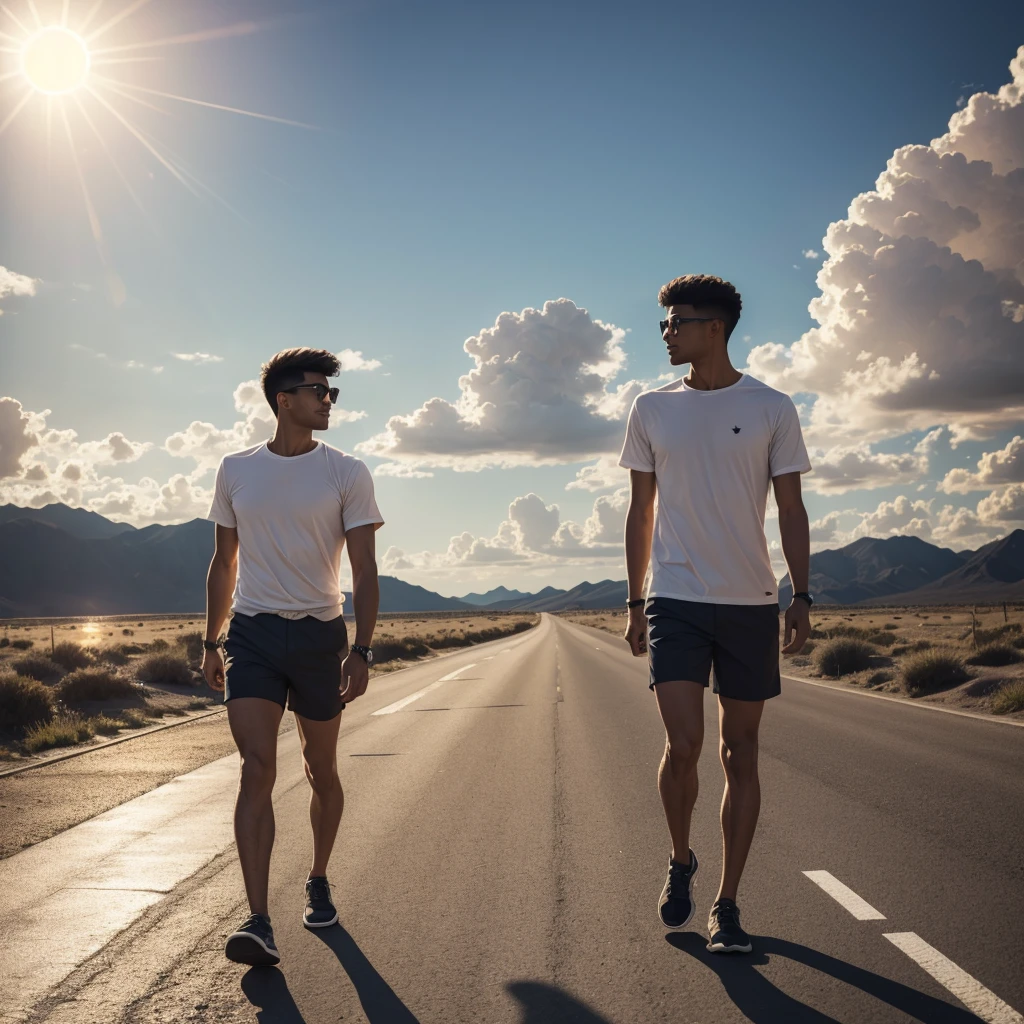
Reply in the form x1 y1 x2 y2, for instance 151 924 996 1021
618 398 655 472
207 461 237 528
769 396 812 477
341 460 384 531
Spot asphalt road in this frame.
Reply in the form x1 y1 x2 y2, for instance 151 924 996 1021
6 613 1023 1024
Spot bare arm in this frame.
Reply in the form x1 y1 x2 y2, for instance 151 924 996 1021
773 472 811 654
339 523 380 703
202 525 238 691
623 469 657 657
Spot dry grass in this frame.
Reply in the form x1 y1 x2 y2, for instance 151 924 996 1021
57 667 138 703
50 641 94 671
0 672 53 729
813 638 877 677
22 712 94 753
368 615 538 671
992 681 1024 715
134 652 195 687
558 604 1024 718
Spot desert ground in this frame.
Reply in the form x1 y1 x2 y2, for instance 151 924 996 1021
559 604 1024 719
0 611 538 761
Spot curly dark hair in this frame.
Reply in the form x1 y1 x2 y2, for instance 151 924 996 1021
260 347 340 417
658 274 742 342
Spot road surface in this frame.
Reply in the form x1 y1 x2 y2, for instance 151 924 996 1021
3 613 1022 1023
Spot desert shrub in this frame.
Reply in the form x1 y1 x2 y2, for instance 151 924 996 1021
175 631 205 663
867 670 894 686
965 644 1023 668
974 623 1022 646
11 653 64 683
373 638 431 664
1013 635 1024 650
91 715 124 736
0 672 53 729
0 637 8 648
96 646 131 666
57 667 137 702
892 640 932 656
122 628 134 636
51 641 93 671
147 638 170 652
883 622 899 630
992 681 1024 715
11 638 34 650
135 652 193 686
799 639 816 654
813 638 876 677
900 650 969 696
22 711 93 753
867 632 897 647
118 708 150 728
820 624 874 640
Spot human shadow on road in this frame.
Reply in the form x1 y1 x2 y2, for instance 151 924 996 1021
507 981 613 1023
667 932 984 1023
240 967 307 1024
313 925 421 1023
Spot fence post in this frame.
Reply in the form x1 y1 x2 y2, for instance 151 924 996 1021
50 625 55 655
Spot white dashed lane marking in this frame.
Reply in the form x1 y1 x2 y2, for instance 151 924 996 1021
372 664 478 716
802 871 886 920
884 932 1024 1024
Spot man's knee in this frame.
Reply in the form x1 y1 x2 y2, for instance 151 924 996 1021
720 733 758 777
239 751 276 795
303 758 340 795
664 733 702 775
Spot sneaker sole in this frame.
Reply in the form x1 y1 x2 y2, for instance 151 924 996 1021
302 910 339 929
707 940 753 953
657 855 698 930
225 932 281 967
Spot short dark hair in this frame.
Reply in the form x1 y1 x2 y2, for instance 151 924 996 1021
658 274 742 342
260 347 340 417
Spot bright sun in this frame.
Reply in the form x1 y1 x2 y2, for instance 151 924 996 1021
21 26 90 95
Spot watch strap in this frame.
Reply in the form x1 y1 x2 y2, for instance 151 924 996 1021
202 639 223 652
792 592 813 606
351 644 372 662
627 598 645 609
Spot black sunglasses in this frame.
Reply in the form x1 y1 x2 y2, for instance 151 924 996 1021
282 383 339 404
660 315 720 334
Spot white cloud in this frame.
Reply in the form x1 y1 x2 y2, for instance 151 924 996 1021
566 454 627 493
914 426 945 456
806 443 927 494
802 249 820 260
173 352 224 364
337 349 382 372
848 495 934 541
746 48 1024 446
0 266 38 312
0 398 39 478
939 435 1023 493
358 299 645 471
808 510 844 543
976 482 1024 523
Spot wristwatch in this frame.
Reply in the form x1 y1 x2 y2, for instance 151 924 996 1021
627 598 646 609
792 592 814 607
351 644 374 665
202 639 223 652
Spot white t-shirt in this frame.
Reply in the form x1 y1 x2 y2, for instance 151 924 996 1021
618 374 811 605
207 441 384 620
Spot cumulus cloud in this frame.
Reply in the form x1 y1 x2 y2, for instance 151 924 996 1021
802 249 821 260
566 454 628 493
939 435 1023 492
0 266 38 312
848 495 934 540
173 352 224 364
0 398 39 478
805 443 927 494
358 299 645 470
746 47 1024 446
337 349 382 372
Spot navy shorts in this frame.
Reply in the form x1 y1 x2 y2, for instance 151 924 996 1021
645 597 781 702
224 612 349 721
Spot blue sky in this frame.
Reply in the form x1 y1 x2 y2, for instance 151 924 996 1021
2 0 1023 594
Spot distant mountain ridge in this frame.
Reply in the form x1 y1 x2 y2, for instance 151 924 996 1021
0 504 1019 616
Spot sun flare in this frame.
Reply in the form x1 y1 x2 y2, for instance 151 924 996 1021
21 26 90 94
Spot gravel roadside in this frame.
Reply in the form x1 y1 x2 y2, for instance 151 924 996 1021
0 712 297 859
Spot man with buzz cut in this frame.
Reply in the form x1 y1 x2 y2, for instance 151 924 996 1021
619 274 812 954
202 346 384 968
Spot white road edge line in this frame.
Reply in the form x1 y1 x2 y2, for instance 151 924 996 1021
371 664 478 716
802 871 886 920
884 932 1024 1024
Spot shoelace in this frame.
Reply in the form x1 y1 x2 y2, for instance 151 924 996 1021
665 862 689 899
712 902 740 929
241 914 270 937
307 878 332 905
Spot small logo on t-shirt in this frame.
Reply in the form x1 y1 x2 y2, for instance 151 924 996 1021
732 426 741 433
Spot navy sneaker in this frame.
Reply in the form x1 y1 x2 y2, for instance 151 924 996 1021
303 876 339 929
707 897 753 953
225 913 280 966
658 850 698 929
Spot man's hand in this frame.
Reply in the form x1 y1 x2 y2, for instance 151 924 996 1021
624 606 649 657
202 648 225 692
782 599 811 655
340 651 369 703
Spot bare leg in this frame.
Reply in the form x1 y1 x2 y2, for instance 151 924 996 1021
227 698 284 917
654 680 706 863
716 695 765 902
296 711 344 878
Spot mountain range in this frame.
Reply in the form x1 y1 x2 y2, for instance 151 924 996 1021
0 504 1019 617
